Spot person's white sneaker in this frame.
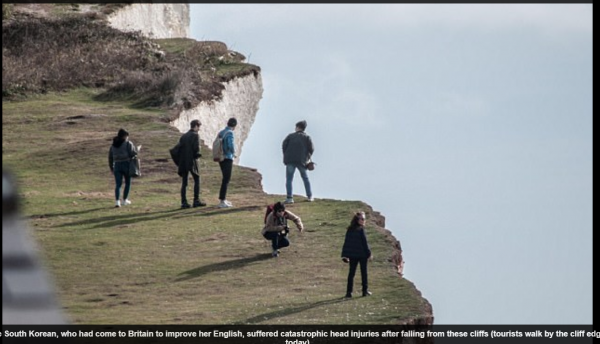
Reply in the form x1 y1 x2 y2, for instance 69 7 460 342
115 200 121 208
123 199 131 206
307 197 314 202
224 200 232 206
284 198 294 204
218 201 232 208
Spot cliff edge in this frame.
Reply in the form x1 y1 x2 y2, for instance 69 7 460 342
2 3 432 325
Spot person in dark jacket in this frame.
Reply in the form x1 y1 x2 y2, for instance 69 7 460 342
341 211 373 298
108 128 138 208
282 120 314 204
175 119 206 209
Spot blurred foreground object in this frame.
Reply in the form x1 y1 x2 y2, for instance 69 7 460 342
3 169 67 324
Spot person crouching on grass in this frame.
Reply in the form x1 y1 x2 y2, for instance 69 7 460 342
261 202 303 257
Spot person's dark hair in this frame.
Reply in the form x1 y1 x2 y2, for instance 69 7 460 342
347 212 365 231
113 128 129 147
117 128 129 138
190 119 201 128
227 117 238 127
296 120 307 131
273 201 285 214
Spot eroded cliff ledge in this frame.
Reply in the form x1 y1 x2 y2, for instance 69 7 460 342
171 73 263 165
107 3 262 164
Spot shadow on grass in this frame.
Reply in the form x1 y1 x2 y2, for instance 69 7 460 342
238 297 345 324
28 207 107 219
53 208 183 229
187 204 264 217
54 205 264 230
175 253 272 282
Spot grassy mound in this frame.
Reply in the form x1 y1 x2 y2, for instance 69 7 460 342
2 89 431 324
2 14 260 117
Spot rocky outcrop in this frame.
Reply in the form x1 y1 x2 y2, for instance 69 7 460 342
107 3 262 165
368 207 433 326
107 4 189 39
370 210 405 277
170 74 264 164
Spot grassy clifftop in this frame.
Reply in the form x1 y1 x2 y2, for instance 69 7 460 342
2 11 259 117
2 89 431 324
2 7 432 325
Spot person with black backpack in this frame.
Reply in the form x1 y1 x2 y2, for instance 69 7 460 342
172 119 206 209
262 202 304 257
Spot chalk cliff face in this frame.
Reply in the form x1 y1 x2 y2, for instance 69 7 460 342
170 74 264 164
107 4 190 39
108 4 263 164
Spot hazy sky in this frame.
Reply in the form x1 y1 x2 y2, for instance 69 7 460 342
190 4 592 324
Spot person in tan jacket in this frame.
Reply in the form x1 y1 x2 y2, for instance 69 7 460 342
262 202 303 257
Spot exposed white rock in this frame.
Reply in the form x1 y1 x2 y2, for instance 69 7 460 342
171 74 264 164
108 3 262 164
107 4 189 39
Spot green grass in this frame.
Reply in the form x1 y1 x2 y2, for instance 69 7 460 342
2 89 431 324
153 38 199 55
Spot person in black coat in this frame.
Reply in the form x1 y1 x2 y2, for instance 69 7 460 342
175 119 206 208
341 211 373 298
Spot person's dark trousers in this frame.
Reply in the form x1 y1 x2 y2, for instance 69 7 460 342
218 158 233 200
181 170 200 205
114 161 132 201
263 232 290 251
347 257 368 295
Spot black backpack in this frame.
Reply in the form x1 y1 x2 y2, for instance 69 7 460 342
169 142 180 166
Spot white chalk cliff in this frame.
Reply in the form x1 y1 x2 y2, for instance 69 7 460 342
107 4 190 39
170 74 264 164
107 4 263 163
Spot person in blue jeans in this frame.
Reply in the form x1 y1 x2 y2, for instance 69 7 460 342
282 120 314 204
108 128 138 208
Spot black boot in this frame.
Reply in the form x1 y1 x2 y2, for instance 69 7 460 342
193 200 206 207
